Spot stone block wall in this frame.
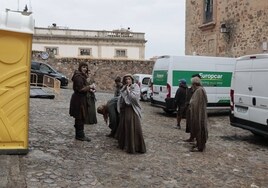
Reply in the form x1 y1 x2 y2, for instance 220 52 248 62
185 0 268 57
32 51 155 92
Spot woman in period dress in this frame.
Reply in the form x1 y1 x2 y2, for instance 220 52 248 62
116 74 146 154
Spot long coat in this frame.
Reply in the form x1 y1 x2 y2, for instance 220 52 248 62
174 85 188 116
107 97 119 135
69 70 88 119
174 85 187 107
85 91 97 124
189 86 208 151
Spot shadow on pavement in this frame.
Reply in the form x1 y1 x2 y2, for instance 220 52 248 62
220 134 268 148
207 110 230 117
155 110 230 118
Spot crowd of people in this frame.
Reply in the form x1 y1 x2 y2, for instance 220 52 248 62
69 62 146 154
69 62 208 154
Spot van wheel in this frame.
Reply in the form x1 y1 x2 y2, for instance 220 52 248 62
141 92 148 101
163 109 175 114
251 131 264 137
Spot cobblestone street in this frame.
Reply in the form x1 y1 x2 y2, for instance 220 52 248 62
1 88 268 188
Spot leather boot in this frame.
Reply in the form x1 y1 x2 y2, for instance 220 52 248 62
184 138 194 142
75 130 91 142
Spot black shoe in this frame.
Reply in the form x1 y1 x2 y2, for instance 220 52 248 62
106 133 114 138
184 138 194 142
76 136 91 142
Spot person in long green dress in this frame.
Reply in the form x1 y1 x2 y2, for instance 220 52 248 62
85 79 97 125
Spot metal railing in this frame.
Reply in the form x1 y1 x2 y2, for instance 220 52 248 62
30 73 38 86
30 73 60 95
43 75 61 95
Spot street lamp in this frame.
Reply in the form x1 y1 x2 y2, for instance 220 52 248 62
220 23 231 42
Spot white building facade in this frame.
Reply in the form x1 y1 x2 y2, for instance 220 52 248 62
32 26 147 60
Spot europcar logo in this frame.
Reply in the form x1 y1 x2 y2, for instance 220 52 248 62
156 74 164 78
199 73 223 80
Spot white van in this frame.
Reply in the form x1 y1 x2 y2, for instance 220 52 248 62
230 54 268 137
151 55 236 113
133 74 152 101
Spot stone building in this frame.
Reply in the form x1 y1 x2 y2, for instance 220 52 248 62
32 25 147 60
185 0 268 57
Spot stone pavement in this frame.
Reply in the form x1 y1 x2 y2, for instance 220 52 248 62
1 88 268 188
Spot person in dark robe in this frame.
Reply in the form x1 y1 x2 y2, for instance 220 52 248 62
189 76 208 152
69 62 92 141
114 76 123 97
97 97 119 138
116 74 146 154
174 79 188 129
184 74 202 142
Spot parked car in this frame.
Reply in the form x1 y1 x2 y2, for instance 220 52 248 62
31 61 68 87
133 74 152 101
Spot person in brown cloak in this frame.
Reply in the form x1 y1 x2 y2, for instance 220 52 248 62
69 62 93 142
184 74 202 142
189 76 208 152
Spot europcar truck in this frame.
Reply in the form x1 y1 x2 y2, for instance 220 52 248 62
230 54 268 137
151 55 236 113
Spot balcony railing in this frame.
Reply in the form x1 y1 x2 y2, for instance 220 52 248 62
34 27 145 40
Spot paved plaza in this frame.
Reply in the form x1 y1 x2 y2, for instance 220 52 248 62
1 88 268 188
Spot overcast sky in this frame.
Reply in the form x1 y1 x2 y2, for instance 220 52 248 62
1 0 185 59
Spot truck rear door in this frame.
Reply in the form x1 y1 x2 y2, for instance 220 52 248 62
152 70 168 103
233 58 252 121
249 57 268 125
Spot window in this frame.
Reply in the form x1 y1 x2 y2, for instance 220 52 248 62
45 47 58 55
115 49 127 57
199 0 215 30
79 48 91 56
31 62 39 70
142 77 151 85
40 64 53 73
204 0 213 23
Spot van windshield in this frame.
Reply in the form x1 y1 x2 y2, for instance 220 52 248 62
142 78 150 85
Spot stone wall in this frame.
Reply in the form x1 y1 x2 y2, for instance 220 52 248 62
185 0 268 57
32 51 155 92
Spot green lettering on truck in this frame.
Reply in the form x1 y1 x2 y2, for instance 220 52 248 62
153 70 168 86
172 71 232 87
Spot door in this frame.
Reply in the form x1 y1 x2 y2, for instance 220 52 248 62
0 30 32 154
233 59 252 121
152 70 168 103
249 58 268 125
